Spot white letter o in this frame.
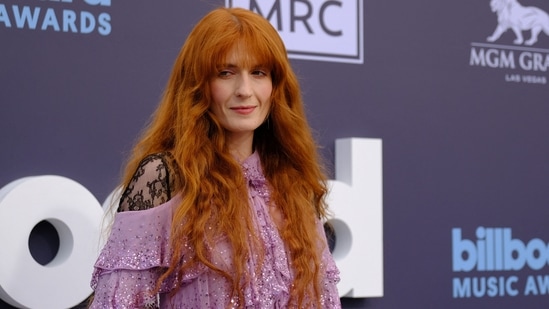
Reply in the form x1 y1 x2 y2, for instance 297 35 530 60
0 176 104 309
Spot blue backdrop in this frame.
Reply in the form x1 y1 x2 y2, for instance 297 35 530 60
1 0 548 308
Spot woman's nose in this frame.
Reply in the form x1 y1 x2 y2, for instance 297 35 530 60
235 74 252 98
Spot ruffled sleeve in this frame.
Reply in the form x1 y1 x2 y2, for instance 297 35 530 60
90 195 181 308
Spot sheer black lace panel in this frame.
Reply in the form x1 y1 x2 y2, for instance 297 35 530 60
118 153 178 212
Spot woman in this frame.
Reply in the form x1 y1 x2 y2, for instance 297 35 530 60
90 7 341 308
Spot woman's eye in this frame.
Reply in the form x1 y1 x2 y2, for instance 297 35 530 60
218 70 232 77
252 69 269 77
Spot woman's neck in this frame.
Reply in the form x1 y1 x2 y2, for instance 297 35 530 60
226 131 254 161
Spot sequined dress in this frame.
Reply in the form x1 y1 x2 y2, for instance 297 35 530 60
90 152 341 308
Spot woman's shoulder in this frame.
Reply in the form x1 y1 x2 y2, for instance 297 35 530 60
93 193 181 272
118 152 180 212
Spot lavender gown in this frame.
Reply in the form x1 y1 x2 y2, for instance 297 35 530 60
90 152 341 308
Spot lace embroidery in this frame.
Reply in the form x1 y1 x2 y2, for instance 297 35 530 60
118 153 179 212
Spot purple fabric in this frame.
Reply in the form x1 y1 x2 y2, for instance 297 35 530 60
90 153 341 308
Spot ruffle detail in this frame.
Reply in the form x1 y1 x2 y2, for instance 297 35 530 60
92 193 208 282
92 195 180 275
242 153 293 306
241 152 271 205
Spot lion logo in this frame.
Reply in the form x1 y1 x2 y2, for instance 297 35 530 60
487 0 549 45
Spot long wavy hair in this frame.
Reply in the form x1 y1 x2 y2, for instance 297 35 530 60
120 7 330 308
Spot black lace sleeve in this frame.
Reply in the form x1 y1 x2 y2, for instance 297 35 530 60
118 153 177 212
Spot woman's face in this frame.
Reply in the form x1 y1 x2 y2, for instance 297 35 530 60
210 44 272 140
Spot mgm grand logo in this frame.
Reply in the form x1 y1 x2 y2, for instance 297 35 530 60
469 0 549 84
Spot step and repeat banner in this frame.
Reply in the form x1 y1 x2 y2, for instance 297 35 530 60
1 0 548 308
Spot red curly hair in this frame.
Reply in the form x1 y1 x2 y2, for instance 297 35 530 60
120 7 330 308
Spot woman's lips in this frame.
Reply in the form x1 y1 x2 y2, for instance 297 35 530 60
231 106 256 115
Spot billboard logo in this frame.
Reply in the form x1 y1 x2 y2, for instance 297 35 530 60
41 0 111 6
452 227 549 298
0 0 112 36
81 0 111 6
226 0 364 64
453 227 549 272
487 0 549 46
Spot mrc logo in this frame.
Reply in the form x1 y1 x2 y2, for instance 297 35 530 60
226 0 364 64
